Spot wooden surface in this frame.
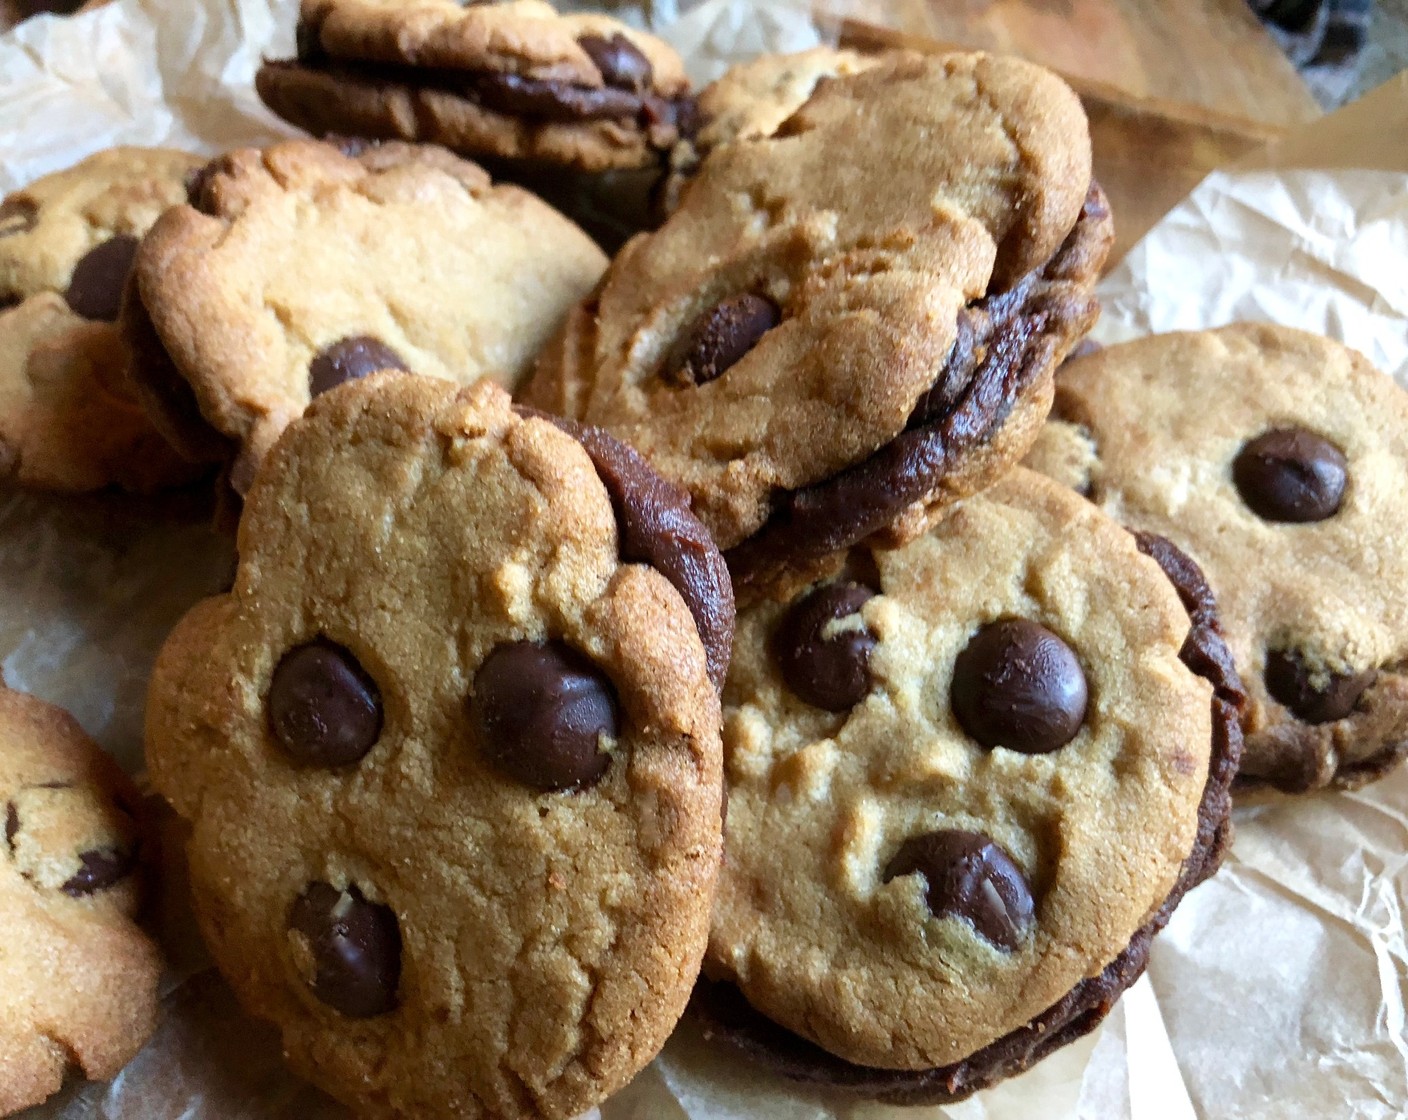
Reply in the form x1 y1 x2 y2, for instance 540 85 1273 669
821 0 1322 128
838 17 1296 265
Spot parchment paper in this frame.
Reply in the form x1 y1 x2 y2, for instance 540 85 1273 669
2 2 1406 1117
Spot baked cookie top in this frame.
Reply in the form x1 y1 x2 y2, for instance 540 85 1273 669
709 470 1217 1071
257 0 692 172
145 374 729 1120
0 683 161 1115
1025 323 1408 793
520 51 1111 593
0 147 204 492
126 137 606 494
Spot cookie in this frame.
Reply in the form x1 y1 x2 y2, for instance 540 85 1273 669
124 137 607 495
0 683 162 1115
1024 323 1408 793
0 147 205 492
256 0 694 174
692 469 1241 1101
519 51 1114 596
145 374 732 1119
659 47 882 215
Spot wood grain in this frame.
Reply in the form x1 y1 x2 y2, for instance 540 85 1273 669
839 19 1288 265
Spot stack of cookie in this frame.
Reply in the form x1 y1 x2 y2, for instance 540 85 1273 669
2 0 1406 1116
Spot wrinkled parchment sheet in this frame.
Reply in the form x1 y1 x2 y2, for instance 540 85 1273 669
2 1 1406 1117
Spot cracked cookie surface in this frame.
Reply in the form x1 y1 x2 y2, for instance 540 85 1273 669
705 470 1234 1083
520 51 1110 594
125 138 606 495
0 683 161 1115
0 147 204 492
257 0 693 173
1025 323 1408 792
145 374 728 1120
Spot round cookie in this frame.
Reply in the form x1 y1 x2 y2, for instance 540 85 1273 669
1024 323 1408 793
124 137 607 496
0 683 162 1115
698 470 1241 1099
256 0 694 174
659 47 883 215
0 147 205 492
519 51 1113 597
145 374 731 1120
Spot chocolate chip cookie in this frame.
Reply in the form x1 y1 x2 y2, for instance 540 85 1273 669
145 374 731 1119
256 0 694 174
124 137 606 496
0 147 205 492
0 683 161 1115
1025 323 1408 793
695 469 1241 1101
660 47 882 216
520 51 1113 597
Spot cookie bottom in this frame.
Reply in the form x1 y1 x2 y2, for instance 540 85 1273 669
694 533 1244 1104
724 182 1114 600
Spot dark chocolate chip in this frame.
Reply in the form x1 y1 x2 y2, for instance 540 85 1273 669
65 235 139 321
471 71 646 122
578 32 654 92
772 583 877 711
268 640 383 767
295 16 325 62
1232 428 1347 523
61 846 136 897
664 294 780 386
470 640 618 792
951 619 1087 754
5 802 16 849
289 882 401 1018
0 294 19 313
1264 648 1373 724
308 336 409 397
0 198 38 239
883 829 1034 951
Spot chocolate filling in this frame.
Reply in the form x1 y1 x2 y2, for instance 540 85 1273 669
691 532 1243 1105
514 407 735 691
282 32 695 133
725 183 1111 594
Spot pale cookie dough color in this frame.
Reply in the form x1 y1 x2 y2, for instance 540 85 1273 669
145 374 730 1120
124 137 607 495
0 684 161 1115
700 470 1240 1100
520 51 1113 597
0 147 204 492
257 0 694 173
1025 323 1408 793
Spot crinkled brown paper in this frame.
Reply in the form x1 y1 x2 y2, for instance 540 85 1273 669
1 3 1405 1117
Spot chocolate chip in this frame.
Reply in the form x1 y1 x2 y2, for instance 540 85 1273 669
0 293 21 312
308 336 409 397
471 71 646 122
1233 428 1347 523
295 16 325 62
470 640 618 792
772 583 877 711
268 640 383 767
64 235 139 321
0 198 38 239
61 846 136 897
289 882 401 1018
5 802 16 849
883 830 1034 951
951 619 1087 754
664 295 780 386
578 33 654 92
1264 648 1373 724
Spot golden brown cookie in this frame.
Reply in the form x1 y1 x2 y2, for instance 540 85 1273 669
256 0 693 174
146 374 731 1119
694 470 1241 1101
124 137 607 496
0 147 204 492
0 683 161 1115
520 51 1112 597
1025 323 1408 793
